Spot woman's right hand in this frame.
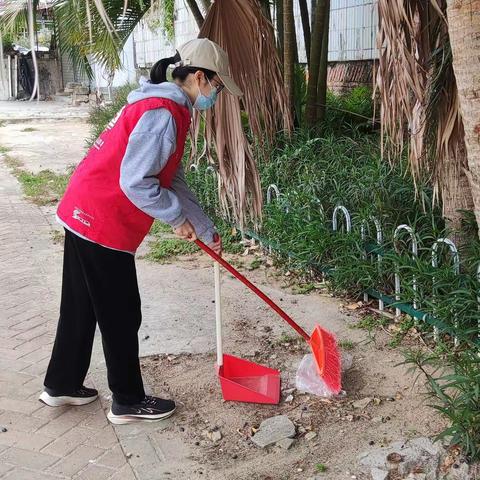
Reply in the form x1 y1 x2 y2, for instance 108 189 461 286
173 220 197 242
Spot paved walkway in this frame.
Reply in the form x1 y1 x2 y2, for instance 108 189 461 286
0 161 138 479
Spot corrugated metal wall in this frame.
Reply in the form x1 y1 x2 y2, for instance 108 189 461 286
329 0 378 61
132 0 378 68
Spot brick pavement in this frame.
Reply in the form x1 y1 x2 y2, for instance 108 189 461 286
0 160 138 479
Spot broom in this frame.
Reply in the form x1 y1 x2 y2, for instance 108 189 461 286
195 239 342 394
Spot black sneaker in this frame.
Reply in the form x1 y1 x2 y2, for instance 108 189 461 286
107 395 176 425
39 386 98 407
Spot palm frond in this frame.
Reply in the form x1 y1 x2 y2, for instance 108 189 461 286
192 0 293 226
376 0 473 223
1 0 150 75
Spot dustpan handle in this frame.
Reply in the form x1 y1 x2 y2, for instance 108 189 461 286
214 261 223 367
195 239 310 342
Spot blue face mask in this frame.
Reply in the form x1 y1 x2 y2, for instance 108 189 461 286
193 78 218 111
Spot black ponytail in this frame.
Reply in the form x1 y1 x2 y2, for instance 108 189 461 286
150 50 216 84
150 52 181 84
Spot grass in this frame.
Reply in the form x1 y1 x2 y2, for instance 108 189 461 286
50 229 65 245
0 145 11 154
15 169 71 205
1 152 71 205
150 220 173 235
291 283 316 295
315 463 328 473
21 127 38 132
247 258 262 270
146 238 197 263
338 340 355 351
351 315 389 333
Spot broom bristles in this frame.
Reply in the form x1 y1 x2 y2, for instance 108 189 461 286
310 326 342 394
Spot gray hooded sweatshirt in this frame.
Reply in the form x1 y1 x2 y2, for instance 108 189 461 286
59 79 216 252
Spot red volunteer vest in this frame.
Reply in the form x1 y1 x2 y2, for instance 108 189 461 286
57 97 191 252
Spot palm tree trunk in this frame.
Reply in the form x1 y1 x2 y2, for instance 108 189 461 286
442 135 475 245
299 0 311 66
283 0 295 115
305 0 327 127
276 0 284 58
446 0 480 238
27 0 39 102
186 0 204 29
311 0 316 30
316 0 330 123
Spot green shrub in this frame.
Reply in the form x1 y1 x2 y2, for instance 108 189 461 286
86 84 136 146
402 347 480 460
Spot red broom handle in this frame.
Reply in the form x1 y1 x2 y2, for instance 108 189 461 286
195 239 310 341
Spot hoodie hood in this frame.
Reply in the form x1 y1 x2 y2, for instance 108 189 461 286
127 77 193 116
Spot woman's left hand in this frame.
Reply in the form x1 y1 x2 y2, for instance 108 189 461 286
209 233 222 256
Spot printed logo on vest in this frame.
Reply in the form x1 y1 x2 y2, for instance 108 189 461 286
107 105 126 130
72 207 94 227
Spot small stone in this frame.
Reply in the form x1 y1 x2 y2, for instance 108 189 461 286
143 335 150 340
372 416 384 424
179 427 185 432
126 452 133 459
276 438 295 450
304 431 317 441
232 454 238 459
210 430 222 442
386 452 404 464
370 468 388 480
369 440 375 446
194 441 200 446
167 355 177 361
251 415 296 448
297 468 303 472
283 388 296 395
285 395 294 403
352 397 372 410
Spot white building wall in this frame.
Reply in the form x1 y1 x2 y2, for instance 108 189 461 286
90 34 137 89
130 0 378 70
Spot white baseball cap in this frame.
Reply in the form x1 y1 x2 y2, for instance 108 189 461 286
176 38 243 96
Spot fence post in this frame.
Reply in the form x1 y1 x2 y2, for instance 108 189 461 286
332 205 352 233
431 238 460 345
265 184 282 253
393 225 418 317
361 217 383 310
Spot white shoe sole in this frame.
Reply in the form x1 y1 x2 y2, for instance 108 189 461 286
39 391 98 407
107 407 176 425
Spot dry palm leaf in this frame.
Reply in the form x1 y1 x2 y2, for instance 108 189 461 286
191 0 293 227
376 0 471 217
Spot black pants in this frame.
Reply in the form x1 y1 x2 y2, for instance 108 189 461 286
44 229 145 404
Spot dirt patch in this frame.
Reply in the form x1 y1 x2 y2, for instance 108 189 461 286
141 305 447 480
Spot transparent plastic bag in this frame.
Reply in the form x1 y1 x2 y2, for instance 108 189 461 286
295 353 352 397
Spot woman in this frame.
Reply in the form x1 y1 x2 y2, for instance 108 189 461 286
39 38 243 425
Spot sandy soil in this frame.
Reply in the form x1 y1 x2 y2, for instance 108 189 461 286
139 253 447 480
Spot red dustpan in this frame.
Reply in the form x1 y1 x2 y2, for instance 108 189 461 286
196 239 341 394
212 261 280 404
